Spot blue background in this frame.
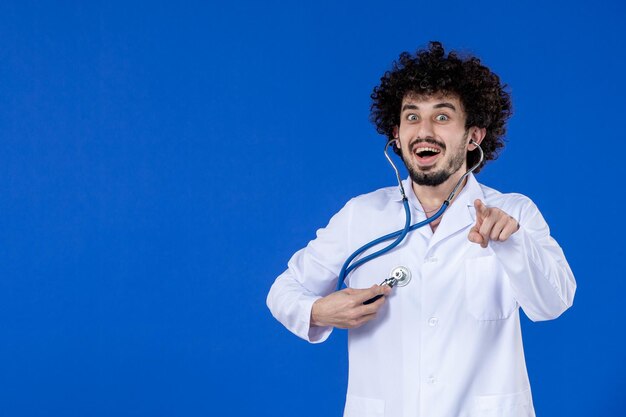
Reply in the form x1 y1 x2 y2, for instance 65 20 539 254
1 0 624 415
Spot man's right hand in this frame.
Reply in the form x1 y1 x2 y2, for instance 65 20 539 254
310 285 392 329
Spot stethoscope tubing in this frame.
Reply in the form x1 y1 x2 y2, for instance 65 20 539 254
336 199 447 291
336 138 483 291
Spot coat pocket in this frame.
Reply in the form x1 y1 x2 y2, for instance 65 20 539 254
464 255 517 320
471 389 534 417
343 395 385 417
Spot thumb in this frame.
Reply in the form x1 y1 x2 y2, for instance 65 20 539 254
468 227 484 244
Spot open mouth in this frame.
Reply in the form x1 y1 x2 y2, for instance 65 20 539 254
413 146 442 165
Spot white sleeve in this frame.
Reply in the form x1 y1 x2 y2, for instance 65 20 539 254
491 198 577 321
266 199 354 343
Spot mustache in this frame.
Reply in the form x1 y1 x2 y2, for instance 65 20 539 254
408 137 446 151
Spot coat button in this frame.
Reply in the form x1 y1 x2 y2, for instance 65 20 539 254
427 375 436 384
428 317 438 327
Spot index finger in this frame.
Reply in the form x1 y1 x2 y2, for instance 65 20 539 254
474 199 489 219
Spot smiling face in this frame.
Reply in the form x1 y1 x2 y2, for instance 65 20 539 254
395 93 483 187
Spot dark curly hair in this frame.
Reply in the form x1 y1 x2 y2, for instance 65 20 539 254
370 41 512 172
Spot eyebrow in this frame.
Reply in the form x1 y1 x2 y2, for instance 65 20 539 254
401 102 458 112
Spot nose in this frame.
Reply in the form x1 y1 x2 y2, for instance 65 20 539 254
416 118 435 139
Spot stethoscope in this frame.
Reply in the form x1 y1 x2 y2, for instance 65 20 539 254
336 137 485 305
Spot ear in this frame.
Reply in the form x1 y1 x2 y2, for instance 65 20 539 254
391 126 400 149
467 127 486 150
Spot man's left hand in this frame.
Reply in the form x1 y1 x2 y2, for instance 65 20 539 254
468 199 519 248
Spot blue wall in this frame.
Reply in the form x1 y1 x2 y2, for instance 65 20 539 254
1 0 624 415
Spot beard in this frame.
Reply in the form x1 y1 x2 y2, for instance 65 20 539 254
402 131 468 187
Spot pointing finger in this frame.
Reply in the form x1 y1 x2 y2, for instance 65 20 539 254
474 199 488 220
478 212 498 247
471 201 484 237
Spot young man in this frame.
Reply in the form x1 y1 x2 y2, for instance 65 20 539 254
267 42 576 417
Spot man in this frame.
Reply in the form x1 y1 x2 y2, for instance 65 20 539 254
267 42 576 417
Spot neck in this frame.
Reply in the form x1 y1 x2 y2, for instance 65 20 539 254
411 167 469 214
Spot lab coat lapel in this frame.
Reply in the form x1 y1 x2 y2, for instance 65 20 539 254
403 178 434 240
426 174 485 252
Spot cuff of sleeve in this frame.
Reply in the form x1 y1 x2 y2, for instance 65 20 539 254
300 296 333 343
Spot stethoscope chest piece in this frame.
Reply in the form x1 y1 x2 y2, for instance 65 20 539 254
387 266 411 287
363 265 413 305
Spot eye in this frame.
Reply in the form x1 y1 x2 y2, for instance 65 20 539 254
435 114 449 122
407 113 418 121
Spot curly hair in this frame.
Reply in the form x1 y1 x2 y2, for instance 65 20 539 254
370 41 512 172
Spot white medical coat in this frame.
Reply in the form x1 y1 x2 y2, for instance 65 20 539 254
267 174 576 417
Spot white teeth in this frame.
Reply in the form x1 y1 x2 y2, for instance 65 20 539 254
414 147 441 154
